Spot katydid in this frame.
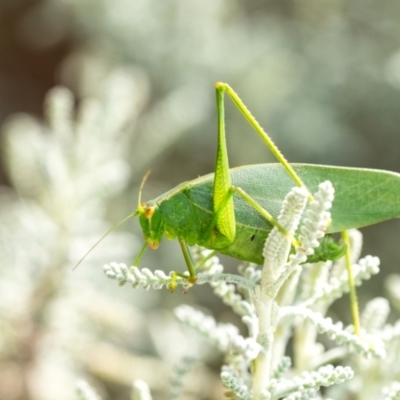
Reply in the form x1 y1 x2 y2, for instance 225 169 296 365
135 83 400 276
77 82 400 333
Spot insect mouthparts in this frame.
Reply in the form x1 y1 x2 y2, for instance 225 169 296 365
147 239 159 250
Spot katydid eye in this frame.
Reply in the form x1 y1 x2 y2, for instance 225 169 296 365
144 206 155 219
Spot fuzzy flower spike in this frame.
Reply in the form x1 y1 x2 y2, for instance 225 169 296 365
252 181 334 399
263 181 334 297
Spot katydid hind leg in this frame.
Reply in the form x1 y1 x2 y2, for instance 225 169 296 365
212 82 307 247
216 82 311 199
341 230 361 336
211 83 304 251
212 84 236 244
204 188 236 246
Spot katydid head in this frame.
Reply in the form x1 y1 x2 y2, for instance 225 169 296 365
138 199 165 249
136 169 165 251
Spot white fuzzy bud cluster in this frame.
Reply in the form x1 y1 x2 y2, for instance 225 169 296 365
221 365 251 400
263 186 308 271
174 305 261 361
272 356 292 379
279 306 385 358
194 248 251 315
287 365 353 400
212 281 253 316
294 181 335 264
262 365 353 400
169 357 196 400
193 247 259 337
196 272 256 290
301 255 380 308
103 263 190 290
266 181 335 295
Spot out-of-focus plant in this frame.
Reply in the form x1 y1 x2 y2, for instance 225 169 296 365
0 68 141 400
0 67 216 400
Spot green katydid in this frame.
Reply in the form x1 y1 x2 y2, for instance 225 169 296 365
77 82 400 334
135 83 400 270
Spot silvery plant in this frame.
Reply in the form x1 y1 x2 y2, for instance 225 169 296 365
0 65 209 400
104 181 400 400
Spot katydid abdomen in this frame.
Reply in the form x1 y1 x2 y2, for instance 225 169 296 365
140 163 400 265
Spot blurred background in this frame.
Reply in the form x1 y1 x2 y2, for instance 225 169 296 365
1 0 400 399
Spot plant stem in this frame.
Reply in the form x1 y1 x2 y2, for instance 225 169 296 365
252 289 276 399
